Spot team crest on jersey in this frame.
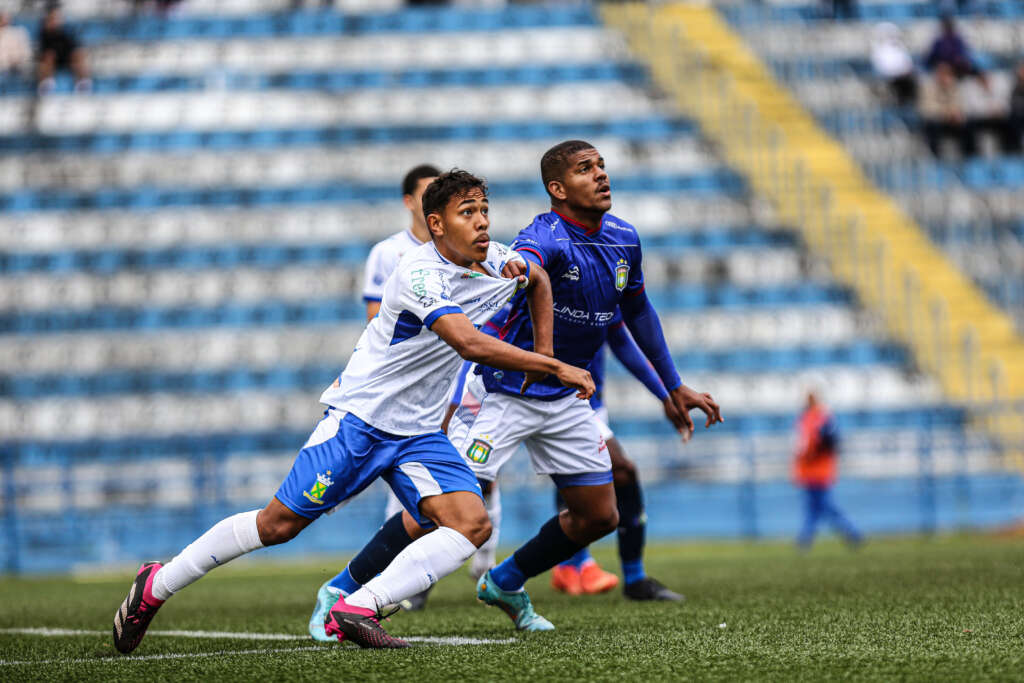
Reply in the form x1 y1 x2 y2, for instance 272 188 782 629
460 272 484 279
614 259 630 292
466 438 492 464
303 470 334 505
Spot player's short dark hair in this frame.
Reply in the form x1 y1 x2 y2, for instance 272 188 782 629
540 140 596 197
402 164 442 197
421 169 488 230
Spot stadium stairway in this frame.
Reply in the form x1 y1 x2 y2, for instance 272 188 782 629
602 1 1023 459
0 2 1018 572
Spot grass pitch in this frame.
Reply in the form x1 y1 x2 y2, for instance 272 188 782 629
1 535 1022 681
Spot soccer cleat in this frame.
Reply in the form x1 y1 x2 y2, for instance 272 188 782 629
112 561 165 654
308 580 344 642
550 564 583 595
476 570 554 631
324 595 409 649
623 576 684 602
579 562 619 594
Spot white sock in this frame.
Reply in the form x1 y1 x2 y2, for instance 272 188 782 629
471 486 501 576
346 526 476 612
151 510 263 601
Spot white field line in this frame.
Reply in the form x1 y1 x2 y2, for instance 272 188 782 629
0 627 516 665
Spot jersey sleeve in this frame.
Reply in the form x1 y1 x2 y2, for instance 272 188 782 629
394 265 463 329
511 221 561 273
362 242 392 302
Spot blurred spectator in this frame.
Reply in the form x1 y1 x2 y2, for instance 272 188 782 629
924 15 976 77
793 390 861 549
822 0 857 20
919 62 970 158
1008 62 1024 153
37 6 90 94
870 22 917 106
961 71 1011 157
0 12 31 77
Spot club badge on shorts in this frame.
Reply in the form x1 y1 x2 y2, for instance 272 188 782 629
303 470 333 505
614 258 629 292
466 438 493 464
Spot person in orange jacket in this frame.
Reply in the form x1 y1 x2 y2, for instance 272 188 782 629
793 391 862 548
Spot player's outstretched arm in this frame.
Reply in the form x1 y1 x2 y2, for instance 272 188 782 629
431 312 594 399
606 316 668 402
619 290 723 440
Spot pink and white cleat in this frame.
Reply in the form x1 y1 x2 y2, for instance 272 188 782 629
112 561 165 654
324 595 409 649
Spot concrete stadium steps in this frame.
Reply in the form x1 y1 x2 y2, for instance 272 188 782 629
0 169 743 212
1 61 650 97
0 195 758 251
84 26 626 76
0 116 699 154
745 18 1024 61
0 305 876 375
2 81 667 135
0 136 714 191
0 367 943 443
11 4 597 43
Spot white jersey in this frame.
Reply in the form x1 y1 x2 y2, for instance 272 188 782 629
362 229 424 302
323 240 525 436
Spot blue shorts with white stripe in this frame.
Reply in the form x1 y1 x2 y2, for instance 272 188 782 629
275 409 482 528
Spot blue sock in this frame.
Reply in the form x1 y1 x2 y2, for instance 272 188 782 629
491 515 584 592
327 566 361 595
622 560 646 585
559 547 591 570
329 512 413 592
615 480 647 584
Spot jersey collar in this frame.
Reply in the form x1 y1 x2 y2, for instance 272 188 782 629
552 209 602 236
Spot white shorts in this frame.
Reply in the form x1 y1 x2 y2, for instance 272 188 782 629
448 374 611 486
593 406 614 441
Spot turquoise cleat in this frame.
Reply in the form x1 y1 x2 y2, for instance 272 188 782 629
476 570 554 631
308 580 343 642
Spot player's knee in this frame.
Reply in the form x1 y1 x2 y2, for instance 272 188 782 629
584 507 619 537
255 509 303 546
448 510 491 547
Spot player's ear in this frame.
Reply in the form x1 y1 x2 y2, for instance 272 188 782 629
402 194 416 213
547 180 567 202
426 212 445 239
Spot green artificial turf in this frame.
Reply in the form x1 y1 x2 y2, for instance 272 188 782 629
1 535 1022 681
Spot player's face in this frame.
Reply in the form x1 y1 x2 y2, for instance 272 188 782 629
430 188 490 266
559 148 611 213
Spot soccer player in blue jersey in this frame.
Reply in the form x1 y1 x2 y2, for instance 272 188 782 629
110 170 595 652
450 140 721 628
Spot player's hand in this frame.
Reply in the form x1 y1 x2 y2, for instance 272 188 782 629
554 363 595 400
501 260 528 285
665 384 723 442
520 370 548 394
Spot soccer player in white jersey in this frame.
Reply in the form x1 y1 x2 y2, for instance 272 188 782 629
111 170 594 652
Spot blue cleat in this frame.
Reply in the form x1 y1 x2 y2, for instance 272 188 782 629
308 580 343 642
476 570 554 631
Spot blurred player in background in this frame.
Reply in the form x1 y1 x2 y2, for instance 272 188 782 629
793 389 862 549
112 170 594 652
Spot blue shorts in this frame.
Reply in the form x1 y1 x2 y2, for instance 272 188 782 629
276 409 483 528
